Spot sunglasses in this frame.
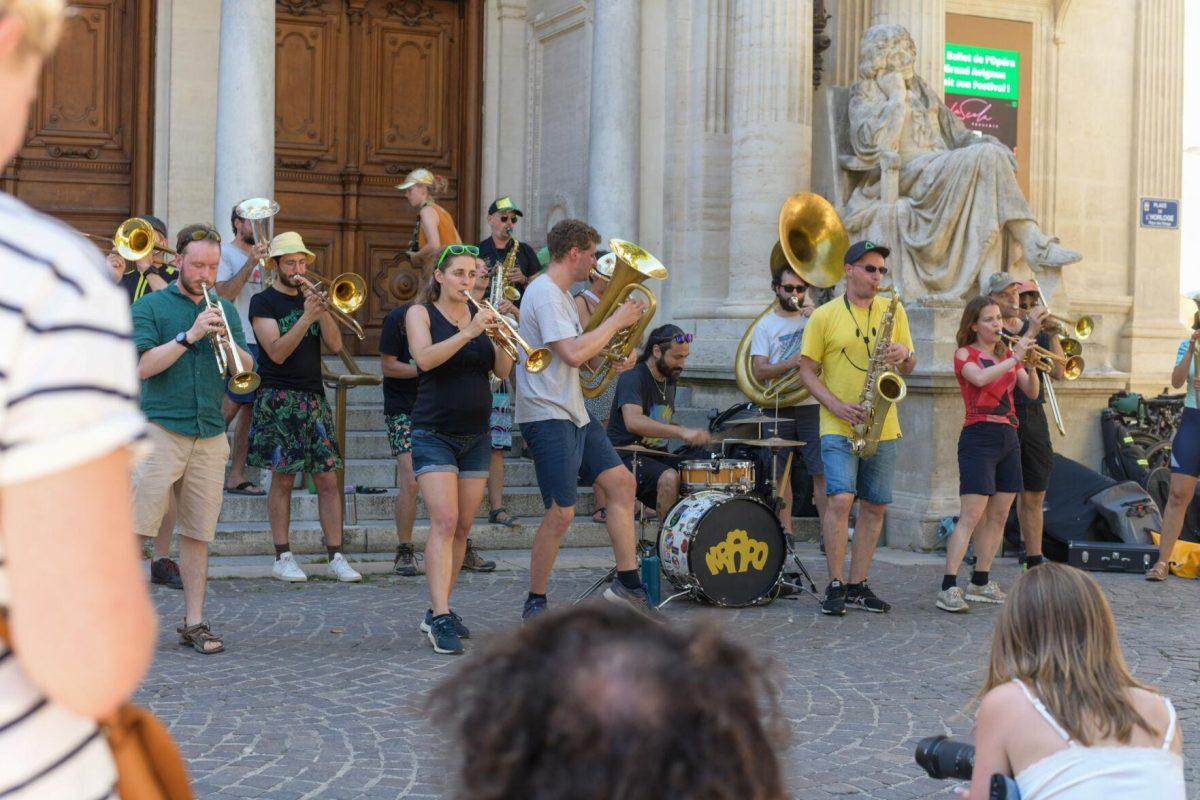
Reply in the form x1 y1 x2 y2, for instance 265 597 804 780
436 243 480 269
776 283 808 293
189 226 221 243
855 264 888 275
652 333 694 346
498 215 518 224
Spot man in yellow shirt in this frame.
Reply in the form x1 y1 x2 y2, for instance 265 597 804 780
798 241 916 616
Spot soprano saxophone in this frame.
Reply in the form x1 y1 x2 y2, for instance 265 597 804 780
849 288 907 459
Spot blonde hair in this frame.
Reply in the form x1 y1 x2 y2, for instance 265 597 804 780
982 563 1158 745
2 0 66 58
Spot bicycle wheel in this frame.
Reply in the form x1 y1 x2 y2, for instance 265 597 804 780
1144 440 1172 472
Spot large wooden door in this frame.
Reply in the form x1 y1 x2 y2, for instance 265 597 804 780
3 0 154 236
274 0 483 353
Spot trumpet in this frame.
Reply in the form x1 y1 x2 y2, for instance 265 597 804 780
462 291 551 373
1044 313 1093 341
200 282 261 393
999 332 1084 379
293 271 367 340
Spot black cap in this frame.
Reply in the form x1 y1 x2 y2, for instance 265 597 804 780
487 196 523 217
844 239 891 265
138 214 167 237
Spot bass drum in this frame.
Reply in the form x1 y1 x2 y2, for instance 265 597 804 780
658 491 786 607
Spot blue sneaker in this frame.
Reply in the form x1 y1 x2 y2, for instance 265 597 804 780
522 595 548 621
603 582 661 618
420 609 470 639
427 613 463 655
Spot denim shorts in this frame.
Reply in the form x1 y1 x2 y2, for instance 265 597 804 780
411 428 490 478
519 416 623 509
226 343 261 404
820 434 899 504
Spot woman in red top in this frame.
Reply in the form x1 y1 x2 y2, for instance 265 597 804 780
937 296 1038 614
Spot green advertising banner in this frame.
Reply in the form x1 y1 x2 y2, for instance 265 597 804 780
943 44 1019 100
944 42 1020 151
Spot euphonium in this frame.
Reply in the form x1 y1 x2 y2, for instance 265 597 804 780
579 239 667 399
735 193 847 407
490 230 522 306
850 288 906 459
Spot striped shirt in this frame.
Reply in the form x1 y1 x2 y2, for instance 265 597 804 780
0 192 145 799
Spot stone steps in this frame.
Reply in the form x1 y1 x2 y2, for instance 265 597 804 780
218 483 594 523
207 518 616 557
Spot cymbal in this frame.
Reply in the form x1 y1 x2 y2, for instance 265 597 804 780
723 436 806 449
720 414 782 426
615 443 676 456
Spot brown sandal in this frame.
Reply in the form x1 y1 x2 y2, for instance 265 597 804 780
1145 561 1170 582
177 621 225 654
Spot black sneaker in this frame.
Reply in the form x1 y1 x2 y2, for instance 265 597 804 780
420 608 470 639
150 558 184 590
602 581 661 618
821 580 847 616
461 539 496 572
522 595 548 621
393 543 421 576
846 581 891 613
427 614 463 655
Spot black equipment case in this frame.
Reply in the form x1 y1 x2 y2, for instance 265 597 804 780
1067 541 1160 573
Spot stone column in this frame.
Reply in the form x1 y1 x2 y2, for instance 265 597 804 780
1124 0 1186 387
830 0 872 87
586 0 640 242
871 0 944 89
213 0 275 235
723 0 812 318
480 0 529 234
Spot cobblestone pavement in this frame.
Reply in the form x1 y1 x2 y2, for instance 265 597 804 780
138 546 1199 799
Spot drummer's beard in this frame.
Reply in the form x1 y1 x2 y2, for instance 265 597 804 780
656 355 683 381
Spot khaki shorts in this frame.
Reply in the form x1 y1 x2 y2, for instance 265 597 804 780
133 424 229 542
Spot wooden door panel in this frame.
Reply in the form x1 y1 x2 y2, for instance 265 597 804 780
8 0 153 237
274 0 481 353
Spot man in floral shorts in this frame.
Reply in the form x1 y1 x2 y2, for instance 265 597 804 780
248 232 361 583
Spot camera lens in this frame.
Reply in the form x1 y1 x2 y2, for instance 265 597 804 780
914 735 975 781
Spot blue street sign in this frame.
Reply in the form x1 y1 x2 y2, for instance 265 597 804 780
1139 198 1179 229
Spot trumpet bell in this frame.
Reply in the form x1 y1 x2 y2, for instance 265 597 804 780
777 192 849 289
1060 337 1083 358
525 347 553 374
1063 356 1084 380
1072 316 1093 340
228 371 261 394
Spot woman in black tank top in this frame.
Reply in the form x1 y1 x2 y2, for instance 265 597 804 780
405 248 513 654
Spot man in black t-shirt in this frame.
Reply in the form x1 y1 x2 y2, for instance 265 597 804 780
607 325 710 521
476 196 540 305
379 303 422 576
248 232 361 584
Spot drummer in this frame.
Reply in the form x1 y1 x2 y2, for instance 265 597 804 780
607 325 711 521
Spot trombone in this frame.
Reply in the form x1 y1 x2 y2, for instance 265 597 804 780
85 217 176 275
199 282 261 393
293 271 367 340
462 291 551 373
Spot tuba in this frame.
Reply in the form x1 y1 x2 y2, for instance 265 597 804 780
735 193 847 407
579 239 668 399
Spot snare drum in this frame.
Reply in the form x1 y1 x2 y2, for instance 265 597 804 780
679 459 756 494
658 491 785 606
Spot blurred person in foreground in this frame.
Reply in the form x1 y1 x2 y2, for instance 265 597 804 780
428 603 789 800
0 0 156 794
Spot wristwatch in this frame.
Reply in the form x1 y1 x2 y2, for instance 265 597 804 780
175 331 193 349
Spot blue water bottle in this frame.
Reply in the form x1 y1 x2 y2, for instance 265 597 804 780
641 554 662 607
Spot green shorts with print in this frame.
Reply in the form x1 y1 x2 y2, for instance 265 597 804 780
386 412 413 456
248 388 343 474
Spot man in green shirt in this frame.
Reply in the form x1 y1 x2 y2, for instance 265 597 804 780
131 224 252 655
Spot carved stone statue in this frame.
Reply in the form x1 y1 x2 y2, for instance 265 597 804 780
842 24 1079 301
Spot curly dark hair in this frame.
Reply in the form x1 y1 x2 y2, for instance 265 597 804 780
427 603 789 800
546 218 601 262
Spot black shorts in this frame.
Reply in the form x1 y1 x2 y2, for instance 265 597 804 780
1015 403 1053 492
621 454 673 509
958 422 1023 496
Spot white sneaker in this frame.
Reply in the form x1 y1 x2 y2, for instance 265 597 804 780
964 580 1006 604
272 551 308 582
328 552 362 583
936 586 969 613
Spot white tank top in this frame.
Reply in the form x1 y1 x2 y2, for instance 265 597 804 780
1013 680 1186 800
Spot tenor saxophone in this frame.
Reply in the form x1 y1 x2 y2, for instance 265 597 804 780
849 289 907 459
489 228 522 306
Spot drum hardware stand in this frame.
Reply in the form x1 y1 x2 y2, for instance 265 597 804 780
574 446 657 604
767 447 820 600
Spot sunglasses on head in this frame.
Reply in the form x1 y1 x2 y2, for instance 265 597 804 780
855 263 888 275
652 332 694 347
189 226 221 243
436 243 480 269
776 283 807 293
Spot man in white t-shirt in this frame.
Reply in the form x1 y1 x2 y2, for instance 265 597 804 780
515 219 648 620
216 203 269 495
749 263 825 536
